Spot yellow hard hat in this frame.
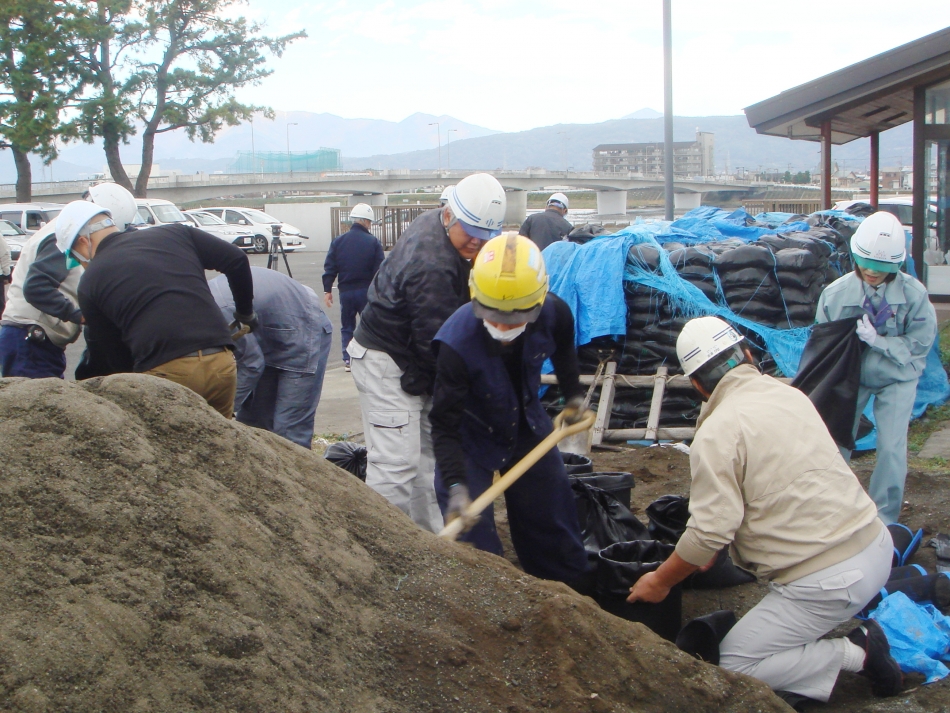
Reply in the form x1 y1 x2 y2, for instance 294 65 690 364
469 232 548 324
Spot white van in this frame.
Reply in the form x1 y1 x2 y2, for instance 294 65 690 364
134 198 193 227
0 203 65 235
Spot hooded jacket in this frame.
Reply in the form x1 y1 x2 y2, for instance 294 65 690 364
675 364 882 584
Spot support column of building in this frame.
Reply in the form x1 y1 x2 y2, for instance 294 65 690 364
869 130 880 209
597 190 628 216
504 189 527 227
348 193 388 206
821 120 832 210
673 192 701 211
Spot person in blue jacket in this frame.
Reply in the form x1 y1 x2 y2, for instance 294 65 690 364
429 232 591 589
210 267 332 448
322 203 384 370
816 211 937 524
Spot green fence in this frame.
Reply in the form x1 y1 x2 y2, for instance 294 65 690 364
230 149 342 174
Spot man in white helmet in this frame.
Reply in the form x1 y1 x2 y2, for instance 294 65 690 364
348 172 506 532
322 203 384 370
518 192 572 251
628 316 899 704
816 211 936 524
439 186 453 207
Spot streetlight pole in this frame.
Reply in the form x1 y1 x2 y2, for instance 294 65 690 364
250 117 256 174
663 0 674 221
286 121 298 174
446 129 458 170
428 122 441 172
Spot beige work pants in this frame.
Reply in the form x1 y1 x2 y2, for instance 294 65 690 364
146 348 237 418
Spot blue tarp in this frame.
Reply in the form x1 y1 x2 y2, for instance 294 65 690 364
871 591 950 683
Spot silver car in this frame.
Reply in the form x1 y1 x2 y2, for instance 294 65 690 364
0 219 28 261
184 210 256 251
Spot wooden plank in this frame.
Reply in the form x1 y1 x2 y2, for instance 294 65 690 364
591 362 617 447
643 366 669 442
603 427 695 441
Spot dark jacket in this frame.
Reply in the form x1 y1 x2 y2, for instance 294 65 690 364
321 223 385 293
430 295 583 489
519 208 573 251
353 208 469 395
77 223 253 374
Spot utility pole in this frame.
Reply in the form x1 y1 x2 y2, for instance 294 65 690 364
663 0 674 221
429 122 441 172
286 121 298 174
250 117 256 174
447 129 458 170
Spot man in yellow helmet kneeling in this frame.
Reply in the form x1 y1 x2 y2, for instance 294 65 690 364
429 232 592 590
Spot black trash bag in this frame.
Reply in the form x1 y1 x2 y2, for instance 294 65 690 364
713 244 775 271
675 610 737 665
561 451 593 475
571 480 649 557
596 540 682 641
324 441 368 481
568 223 609 245
646 494 690 543
684 547 756 589
774 248 820 271
790 318 863 449
571 472 635 508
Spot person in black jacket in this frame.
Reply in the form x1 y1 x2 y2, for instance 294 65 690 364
62 201 257 418
322 203 384 370
348 173 506 532
519 192 573 250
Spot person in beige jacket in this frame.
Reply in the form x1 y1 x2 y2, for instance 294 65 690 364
628 316 900 704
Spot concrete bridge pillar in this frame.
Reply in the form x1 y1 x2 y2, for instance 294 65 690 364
348 193 388 207
673 192 701 211
596 190 627 216
504 189 527 227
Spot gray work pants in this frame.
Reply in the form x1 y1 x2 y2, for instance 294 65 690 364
719 524 892 701
348 339 443 533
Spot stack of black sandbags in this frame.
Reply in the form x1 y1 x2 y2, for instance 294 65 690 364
713 243 785 327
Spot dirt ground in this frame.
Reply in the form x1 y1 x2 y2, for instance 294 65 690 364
507 444 950 713
0 375 791 713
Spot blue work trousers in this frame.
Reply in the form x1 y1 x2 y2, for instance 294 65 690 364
237 366 326 449
435 435 589 584
340 288 368 364
843 379 918 524
0 324 67 379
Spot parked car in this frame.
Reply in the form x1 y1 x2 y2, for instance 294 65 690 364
0 219 27 261
134 198 193 228
0 203 64 235
199 206 307 254
183 209 256 250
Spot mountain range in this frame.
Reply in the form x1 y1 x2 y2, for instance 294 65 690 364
0 108 912 184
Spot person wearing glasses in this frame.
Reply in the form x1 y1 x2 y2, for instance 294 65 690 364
348 173 506 532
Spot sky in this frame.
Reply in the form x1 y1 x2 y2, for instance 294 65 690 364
234 0 950 133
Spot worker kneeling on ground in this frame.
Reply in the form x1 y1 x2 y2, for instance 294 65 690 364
430 232 591 589
628 316 901 703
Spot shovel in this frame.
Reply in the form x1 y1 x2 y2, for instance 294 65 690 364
438 409 596 541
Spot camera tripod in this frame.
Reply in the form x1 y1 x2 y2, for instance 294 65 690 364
266 225 293 277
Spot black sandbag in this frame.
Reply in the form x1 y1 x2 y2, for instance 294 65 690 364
571 472 635 508
776 269 822 289
790 318 863 449
713 244 775 271
844 202 876 218
681 275 719 299
596 540 682 641
571 480 650 556
785 303 818 322
781 232 834 258
662 241 687 252
561 451 593 475
727 299 784 322
718 267 775 289
706 238 746 254
722 281 781 303
624 340 679 362
675 610 737 665
627 244 661 271
889 564 928 582
757 235 792 253
779 282 824 305
639 322 684 345
324 441 368 481
676 263 714 278
568 222 608 245
859 573 950 617
612 395 700 428
684 547 756 590
669 246 714 268
774 248 820 271
646 494 690 543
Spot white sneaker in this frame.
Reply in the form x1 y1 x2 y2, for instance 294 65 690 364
344 363 351 372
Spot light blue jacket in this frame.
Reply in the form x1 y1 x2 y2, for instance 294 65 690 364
815 271 936 389
209 267 333 408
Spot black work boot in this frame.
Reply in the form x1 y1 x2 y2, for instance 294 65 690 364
847 620 903 697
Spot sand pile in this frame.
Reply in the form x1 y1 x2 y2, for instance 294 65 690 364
0 375 788 712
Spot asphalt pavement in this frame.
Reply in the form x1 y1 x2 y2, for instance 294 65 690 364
63 249 366 438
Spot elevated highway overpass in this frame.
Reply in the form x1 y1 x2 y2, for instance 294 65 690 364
1 169 759 223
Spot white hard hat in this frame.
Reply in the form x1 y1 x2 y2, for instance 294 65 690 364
447 173 506 240
851 211 906 273
675 316 743 377
349 203 375 222
84 182 138 230
547 192 569 210
55 200 113 254
440 186 454 205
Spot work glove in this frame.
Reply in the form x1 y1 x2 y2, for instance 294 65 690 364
856 314 879 348
445 483 478 533
232 310 260 334
561 394 588 425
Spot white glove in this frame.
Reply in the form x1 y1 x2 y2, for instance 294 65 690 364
856 314 879 348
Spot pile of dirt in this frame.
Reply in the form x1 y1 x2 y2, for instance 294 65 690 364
0 376 789 712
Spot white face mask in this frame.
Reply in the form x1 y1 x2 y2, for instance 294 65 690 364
483 320 527 342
